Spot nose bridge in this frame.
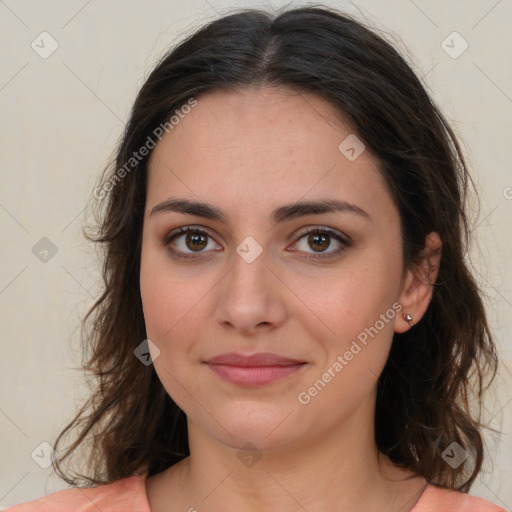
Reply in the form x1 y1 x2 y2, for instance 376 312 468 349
215 235 283 330
226 235 270 300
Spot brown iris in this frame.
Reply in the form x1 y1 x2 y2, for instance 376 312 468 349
308 232 330 252
186 232 208 251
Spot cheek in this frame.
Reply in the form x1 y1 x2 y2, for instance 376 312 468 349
303 252 401 380
140 239 202 340
306 257 400 336
140 272 200 352
139 244 216 396
296 276 398 417
139 257 203 410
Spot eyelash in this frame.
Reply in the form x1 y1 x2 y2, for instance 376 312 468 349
163 225 351 261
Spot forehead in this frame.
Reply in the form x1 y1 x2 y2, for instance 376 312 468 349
145 86 393 223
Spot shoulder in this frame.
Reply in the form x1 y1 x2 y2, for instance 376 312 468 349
413 484 508 512
4 473 150 512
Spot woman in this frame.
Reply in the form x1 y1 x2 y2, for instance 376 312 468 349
7 5 506 512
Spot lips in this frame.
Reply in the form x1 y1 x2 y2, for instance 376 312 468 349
204 352 308 387
205 352 306 367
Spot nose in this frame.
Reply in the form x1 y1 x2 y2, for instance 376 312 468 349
215 244 287 336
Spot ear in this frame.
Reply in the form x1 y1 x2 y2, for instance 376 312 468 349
395 232 442 333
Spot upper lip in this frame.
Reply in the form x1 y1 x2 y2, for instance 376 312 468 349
204 352 307 367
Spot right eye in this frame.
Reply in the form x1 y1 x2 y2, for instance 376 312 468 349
164 226 221 259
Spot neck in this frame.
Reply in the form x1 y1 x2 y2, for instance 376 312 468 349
151 396 426 512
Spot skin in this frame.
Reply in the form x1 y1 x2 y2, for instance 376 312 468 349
139 86 442 512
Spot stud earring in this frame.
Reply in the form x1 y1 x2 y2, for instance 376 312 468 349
403 313 414 327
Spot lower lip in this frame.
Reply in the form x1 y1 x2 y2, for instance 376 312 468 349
206 363 306 387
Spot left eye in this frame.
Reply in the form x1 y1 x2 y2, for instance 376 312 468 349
164 226 350 260
291 227 350 260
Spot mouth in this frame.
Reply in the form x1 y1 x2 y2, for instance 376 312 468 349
203 352 308 387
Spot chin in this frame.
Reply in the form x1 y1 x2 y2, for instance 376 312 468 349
203 401 305 452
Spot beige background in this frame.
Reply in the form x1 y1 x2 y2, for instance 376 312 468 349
0 0 511 509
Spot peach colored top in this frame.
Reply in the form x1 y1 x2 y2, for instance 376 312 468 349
4 471 508 511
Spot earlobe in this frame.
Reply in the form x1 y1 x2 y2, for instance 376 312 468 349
395 232 442 333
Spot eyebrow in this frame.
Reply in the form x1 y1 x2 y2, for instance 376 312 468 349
150 197 370 224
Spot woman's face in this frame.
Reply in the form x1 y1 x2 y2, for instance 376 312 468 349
140 86 408 452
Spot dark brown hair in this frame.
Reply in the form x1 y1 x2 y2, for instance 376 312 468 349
52 5 499 492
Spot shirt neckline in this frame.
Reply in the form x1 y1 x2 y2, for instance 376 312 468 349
134 470 433 512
